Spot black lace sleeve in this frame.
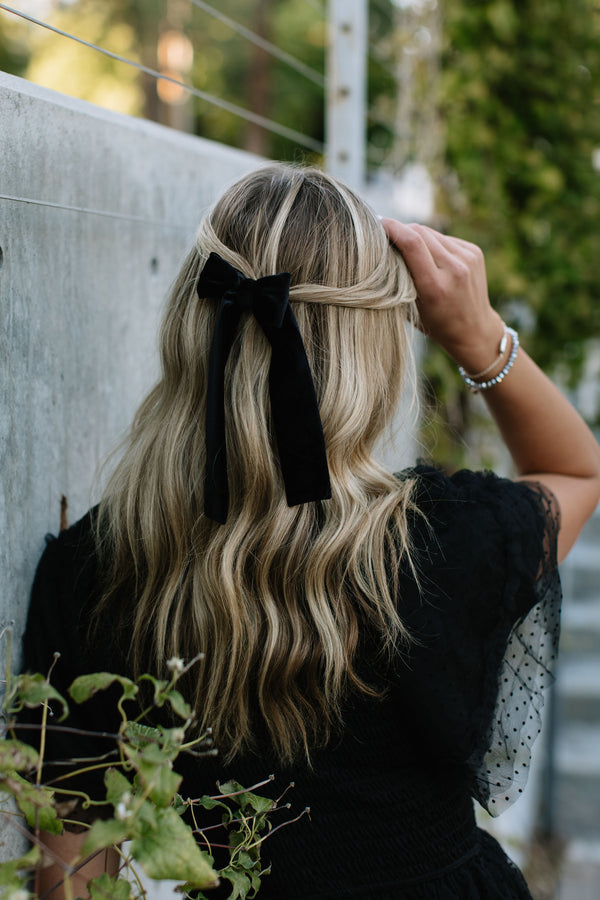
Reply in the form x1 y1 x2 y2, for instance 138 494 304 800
404 467 562 817
466 479 561 815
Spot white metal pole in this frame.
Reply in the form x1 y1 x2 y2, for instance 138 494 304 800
326 0 367 189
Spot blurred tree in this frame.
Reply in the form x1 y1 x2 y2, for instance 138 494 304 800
438 0 600 379
416 0 600 468
0 11 29 79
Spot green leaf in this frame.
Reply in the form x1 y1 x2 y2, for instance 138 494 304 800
87 873 132 900
130 806 217 887
124 740 182 806
0 845 40 885
122 721 161 749
220 867 252 900
138 674 169 705
69 673 137 706
218 781 273 815
82 818 129 855
9 673 69 720
4 773 62 835
172 793 187 815
0 740 39 772
164 689 192 720
104 768 134 808
0 884 33 899
140 765 182 809
196 794 230 815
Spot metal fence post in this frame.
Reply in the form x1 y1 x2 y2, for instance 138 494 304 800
326 0 368 189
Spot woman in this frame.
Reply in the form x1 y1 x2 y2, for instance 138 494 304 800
23 164 600 898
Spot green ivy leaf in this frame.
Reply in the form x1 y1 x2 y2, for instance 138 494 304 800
9 673 69 720
0 739 39 772
82 818 129 855
69 673 137 706
220 866 253 900
87 872 132 900
139 765 182 809
138 674 169 705
122 721 161 749
218 781 274 815
172 793 187 815
3 773 62 835
196 794 231 816
130 806 217 887
164 689 192 721
0 845 40 885
104 768 134 808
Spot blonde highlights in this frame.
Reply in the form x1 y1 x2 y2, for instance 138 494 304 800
97 165 419 764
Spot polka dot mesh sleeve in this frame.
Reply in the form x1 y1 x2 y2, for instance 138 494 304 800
468 481 562 816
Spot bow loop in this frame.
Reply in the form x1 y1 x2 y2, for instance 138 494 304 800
198 252 331 523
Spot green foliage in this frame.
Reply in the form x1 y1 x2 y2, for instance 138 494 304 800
0 645 294 899
438 0 600 378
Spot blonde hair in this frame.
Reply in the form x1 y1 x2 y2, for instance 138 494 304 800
97 165 419 764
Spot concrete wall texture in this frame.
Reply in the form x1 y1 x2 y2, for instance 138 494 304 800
0 70 261 672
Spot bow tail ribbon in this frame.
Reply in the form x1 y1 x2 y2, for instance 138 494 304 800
200 253 331 524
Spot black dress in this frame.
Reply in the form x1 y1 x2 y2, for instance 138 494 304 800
21 466 562 899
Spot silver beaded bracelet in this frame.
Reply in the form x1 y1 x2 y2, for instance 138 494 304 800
458 326 519 393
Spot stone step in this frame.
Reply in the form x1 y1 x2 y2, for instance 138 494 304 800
557 694 600 726
556 840 600 900
555 723 600 776
562 603 600 633
563 542 600 570
553 775 600 840
560 629 600 656
557 658 600 699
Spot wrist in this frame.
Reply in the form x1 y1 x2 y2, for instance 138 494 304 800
458 326 519 393
447 312 506 372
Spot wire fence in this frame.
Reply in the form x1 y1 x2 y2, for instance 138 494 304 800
0 1 403 180
0 2 326 153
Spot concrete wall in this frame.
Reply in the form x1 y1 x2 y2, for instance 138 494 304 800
0 71 263 659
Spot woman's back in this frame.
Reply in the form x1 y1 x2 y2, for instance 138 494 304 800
20 164 600 898
24 466 560 898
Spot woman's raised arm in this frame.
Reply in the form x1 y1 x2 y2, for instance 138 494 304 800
383 219 600 562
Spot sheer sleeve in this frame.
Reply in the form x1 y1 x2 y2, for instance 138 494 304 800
402 467 562 817
466 479 561 815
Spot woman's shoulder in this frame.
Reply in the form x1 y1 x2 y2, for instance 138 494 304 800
398 464 557 544
396 463 560 618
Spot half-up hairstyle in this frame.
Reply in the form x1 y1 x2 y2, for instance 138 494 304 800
96 164 419 764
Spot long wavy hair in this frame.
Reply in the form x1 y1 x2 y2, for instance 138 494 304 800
96 165 419 764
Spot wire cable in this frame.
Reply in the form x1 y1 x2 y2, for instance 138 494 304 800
0 4 324 153
189 0 325 88
0 192 193 231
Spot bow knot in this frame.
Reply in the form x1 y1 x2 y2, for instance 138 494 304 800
198 253 290 329
197 252 331 523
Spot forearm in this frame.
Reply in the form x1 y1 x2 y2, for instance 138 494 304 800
481 347 600 483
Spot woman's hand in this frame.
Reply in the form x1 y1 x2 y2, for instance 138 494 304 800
381 219 505 375
381 217 600 562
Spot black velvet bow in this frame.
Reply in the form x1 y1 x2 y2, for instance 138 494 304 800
197 252 331 524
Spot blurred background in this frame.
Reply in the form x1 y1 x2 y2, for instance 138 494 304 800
1 1 599 897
